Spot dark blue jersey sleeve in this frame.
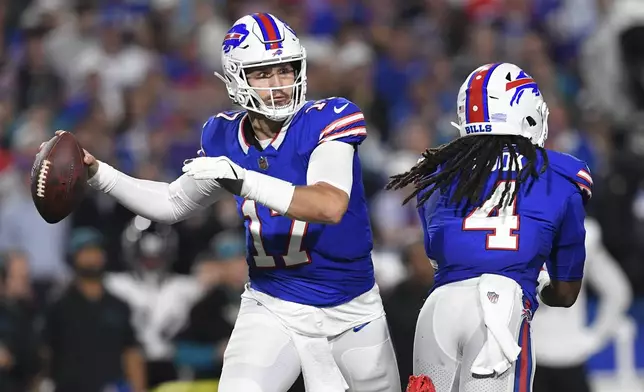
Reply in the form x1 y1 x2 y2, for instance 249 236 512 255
313 98 367 146
547 150 593 203
546 192 587 281
199 116 216 157
199 111 244 157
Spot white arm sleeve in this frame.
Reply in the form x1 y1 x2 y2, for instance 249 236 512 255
88 161 226 224
306 141 355 196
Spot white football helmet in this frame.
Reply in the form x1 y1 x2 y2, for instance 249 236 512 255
451 63 549 147
215 13 307 121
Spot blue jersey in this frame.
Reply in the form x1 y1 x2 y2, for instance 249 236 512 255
200 97 374 307
418 149 592 311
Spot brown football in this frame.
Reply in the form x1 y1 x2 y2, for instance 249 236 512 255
31 132 88 224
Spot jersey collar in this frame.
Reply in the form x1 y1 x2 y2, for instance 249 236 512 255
237 108 299 154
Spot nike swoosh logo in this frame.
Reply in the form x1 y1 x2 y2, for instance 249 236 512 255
353 322 370 333
333 103 350 114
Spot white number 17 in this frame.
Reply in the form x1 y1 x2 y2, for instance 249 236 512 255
241 200 311 268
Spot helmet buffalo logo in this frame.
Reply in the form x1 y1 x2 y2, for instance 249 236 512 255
223 24 250 54
506 70 540 106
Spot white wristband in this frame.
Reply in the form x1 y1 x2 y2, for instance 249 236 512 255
87 161 119 193
241 170 295 216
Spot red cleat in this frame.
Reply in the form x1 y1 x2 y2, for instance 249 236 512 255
406 375 436 392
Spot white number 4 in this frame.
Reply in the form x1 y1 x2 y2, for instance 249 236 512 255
463 181 519 250
241 200 310 268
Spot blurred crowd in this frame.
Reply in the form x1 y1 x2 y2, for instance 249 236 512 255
0 0 643 391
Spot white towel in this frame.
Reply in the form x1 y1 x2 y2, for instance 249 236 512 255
471 274 523 377
291 333 349 392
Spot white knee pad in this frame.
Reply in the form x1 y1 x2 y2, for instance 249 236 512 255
333 317 401 392
340 339 395 390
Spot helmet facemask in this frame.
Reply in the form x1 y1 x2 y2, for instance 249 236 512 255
121 216 178 282
533 100 549 148
216 51 307 122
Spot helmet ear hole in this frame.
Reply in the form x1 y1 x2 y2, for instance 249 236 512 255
526 116 537 127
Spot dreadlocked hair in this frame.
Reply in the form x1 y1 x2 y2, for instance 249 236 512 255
386 135 549 212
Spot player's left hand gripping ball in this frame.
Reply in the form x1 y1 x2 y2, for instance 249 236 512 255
182 156 246 195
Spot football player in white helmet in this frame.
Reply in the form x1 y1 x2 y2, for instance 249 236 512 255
53 12 401 392
214 14 307 122
389 63 592 392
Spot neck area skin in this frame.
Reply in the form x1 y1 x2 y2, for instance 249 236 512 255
248 112 285 141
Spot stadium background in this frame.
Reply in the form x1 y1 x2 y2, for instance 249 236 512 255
0 0 643 391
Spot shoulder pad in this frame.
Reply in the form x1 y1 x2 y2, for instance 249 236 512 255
546 150 593 202
200 111 245 156
302 97 367 145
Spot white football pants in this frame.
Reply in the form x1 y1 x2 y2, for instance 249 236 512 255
413 278 535 392
218 295 401 392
